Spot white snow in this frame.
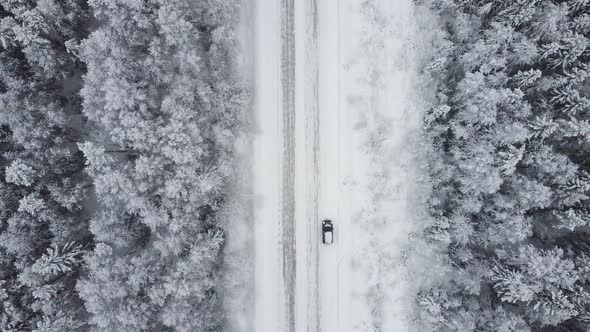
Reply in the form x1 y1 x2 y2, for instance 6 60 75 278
317 1 347 331
293 0 319 330
252 0 285 331
341 1 441 331
228 0 437 331
221 1 256 331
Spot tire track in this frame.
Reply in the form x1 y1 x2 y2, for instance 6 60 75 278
280 0 296 331
305 0 320 331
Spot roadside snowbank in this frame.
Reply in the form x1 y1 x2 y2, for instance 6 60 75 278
343 1 446 330
221 0 256 331
220 129 254 332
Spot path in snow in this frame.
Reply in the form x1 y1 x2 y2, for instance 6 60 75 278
317 0 346 331
280 0 296 331
246 0 427 331
252 0 285 330
294 0 319 330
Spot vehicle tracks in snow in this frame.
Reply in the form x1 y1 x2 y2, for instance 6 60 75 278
280 0 296 331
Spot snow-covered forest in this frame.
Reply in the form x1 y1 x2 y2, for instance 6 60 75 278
2 0 590 331
418 0 590 330
0 1 244 331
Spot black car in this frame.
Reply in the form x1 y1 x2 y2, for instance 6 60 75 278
322 219 333 244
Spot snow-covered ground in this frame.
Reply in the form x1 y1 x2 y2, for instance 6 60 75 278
221 1 256 331
251 0 289 331
226 0 435 331
343 1 428 330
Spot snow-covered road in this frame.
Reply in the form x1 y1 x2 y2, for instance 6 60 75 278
253 0 349 328
249 0 423 331
252 0 284 330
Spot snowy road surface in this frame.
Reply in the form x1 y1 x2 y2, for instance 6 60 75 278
251 0 421 331
252 0 283 330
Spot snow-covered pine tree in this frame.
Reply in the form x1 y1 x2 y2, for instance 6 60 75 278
421 0 590 329
77 0 246 329
0 1 92 329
